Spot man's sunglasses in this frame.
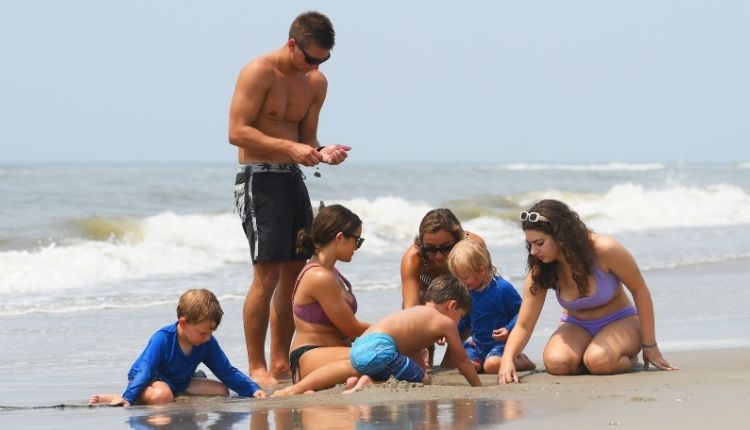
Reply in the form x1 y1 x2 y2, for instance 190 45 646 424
420 243 455 256
295 40 331 65
520 211 550 223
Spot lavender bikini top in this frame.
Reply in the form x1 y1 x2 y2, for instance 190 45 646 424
556 264 621 311
292 263 358 326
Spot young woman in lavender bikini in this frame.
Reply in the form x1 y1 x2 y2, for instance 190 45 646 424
500 199 677 384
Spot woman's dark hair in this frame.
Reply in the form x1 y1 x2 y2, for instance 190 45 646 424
296 204 361 258
414 208 465 247
522 199 595 295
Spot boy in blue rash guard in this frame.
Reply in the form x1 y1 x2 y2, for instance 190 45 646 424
447 240 536 375
89 289 265 406
343 275 481 393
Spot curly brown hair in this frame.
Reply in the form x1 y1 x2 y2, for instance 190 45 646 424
522 199 595 295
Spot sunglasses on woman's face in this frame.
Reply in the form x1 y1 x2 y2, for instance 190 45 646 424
295 40 330 65
421 243 455 256
520 211 550 223
345 233 365 249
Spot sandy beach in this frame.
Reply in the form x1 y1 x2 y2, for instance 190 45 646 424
1 347 747 429
2 163 749 429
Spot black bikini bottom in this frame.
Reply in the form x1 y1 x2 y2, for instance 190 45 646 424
289 345 323 383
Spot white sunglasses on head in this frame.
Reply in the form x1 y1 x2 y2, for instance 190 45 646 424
519 211 550 223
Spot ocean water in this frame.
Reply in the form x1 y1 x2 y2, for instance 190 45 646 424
1 161 749 409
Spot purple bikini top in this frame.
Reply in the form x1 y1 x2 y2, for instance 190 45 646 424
556 264 621 311
292 263 358 326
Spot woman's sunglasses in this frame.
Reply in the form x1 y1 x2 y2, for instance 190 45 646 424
345 233 365 249
420 243 455 256
520 211 550 223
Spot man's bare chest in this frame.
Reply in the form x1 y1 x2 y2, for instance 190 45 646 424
262 79 315 123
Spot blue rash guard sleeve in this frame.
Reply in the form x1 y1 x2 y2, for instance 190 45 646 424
202 337 261 397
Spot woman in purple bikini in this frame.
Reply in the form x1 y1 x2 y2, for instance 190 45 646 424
500 199 677 384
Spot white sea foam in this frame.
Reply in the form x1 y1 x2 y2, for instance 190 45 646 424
0 212 247 294
329 196 433 245
569 183 750 232
2 182 748 298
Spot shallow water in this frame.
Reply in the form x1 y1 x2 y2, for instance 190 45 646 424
0 397 526 430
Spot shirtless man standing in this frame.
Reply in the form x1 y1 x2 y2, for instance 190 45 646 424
228 11 350 385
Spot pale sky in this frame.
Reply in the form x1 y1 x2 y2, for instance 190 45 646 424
1 1 748 164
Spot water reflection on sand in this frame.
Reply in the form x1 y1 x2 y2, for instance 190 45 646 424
127 398 523 429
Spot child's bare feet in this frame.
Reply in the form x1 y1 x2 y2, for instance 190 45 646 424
343 375 373 394
89 394 125 406
422 373 433 385
345 376 359 391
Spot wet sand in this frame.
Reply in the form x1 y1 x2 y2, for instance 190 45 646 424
4 347 746 429
249 346 750 429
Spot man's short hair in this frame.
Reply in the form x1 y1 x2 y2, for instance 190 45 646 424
289 11 335 49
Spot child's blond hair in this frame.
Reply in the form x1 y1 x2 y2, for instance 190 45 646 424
447 239 498 283
176 289 224 326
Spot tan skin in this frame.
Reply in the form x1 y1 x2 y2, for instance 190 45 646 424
401 229 484 365
228 38 350 385
499 231 677 384
89 319 266 406
271 229 370 397
400 230 485 309
343 301 482 393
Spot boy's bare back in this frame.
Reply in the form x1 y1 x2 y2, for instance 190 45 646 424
365 305 457 354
